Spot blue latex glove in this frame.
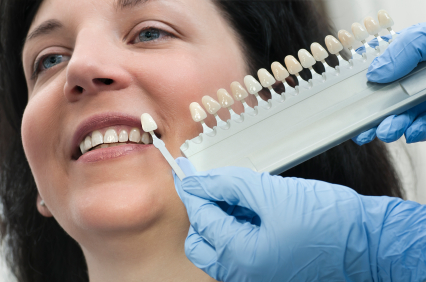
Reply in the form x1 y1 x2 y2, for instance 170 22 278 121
174 157 426 282
353 23 426 145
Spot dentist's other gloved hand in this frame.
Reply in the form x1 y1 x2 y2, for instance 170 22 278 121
174 157 426 282
353 23 426 145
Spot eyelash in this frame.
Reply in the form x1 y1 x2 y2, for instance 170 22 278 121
31 27 173 81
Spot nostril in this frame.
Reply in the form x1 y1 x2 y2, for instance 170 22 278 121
95 78 114 85
76 86 83 93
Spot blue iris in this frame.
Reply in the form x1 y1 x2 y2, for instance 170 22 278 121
42 54 63 70
139 29 160 42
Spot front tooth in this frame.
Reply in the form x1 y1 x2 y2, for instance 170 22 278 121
364 16 381 35
351 22 369 42
118 129 129 142
104 129 118 144
271 62 289 81
129 128 141 143
189 102 207 122
310 43 329 61
84 136 92 151
141 113 158 132
243 75 263 94
338 30 355 49
201 96 221 115
141 132 150 144
91 130 103 147
217 89 235 108
80 141 86 154
378 10 394 29
297 49 316 68
284 55 303 75
325 35 343 54
257 69 276 88
230 81 248 101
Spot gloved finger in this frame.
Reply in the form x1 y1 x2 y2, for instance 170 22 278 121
177 158 268 215
355 34 393 54
376 101 426 142
405 111 426 143
184 226 227 280
351 127 377 145
367 23 426 83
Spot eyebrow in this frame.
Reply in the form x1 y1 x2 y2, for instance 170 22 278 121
26 19 63 43
115 0 152 9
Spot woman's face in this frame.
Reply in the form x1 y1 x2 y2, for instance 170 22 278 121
21 0 248 242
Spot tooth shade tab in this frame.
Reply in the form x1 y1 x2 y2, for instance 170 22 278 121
378 10 394 29
298 49 316 68
129 128 141 143
310 43 329 61
118 130 129 142
141 113 158 132
364 16 381 36
104 129 119 144
91 130 103 147
243 75 263 95
230 81 248 101
284 55 303 75
351 22 369 42
271 62 289 81
190 102 208 122
257 69 276 88
217 88 235 108
325 35 343 54
338 30 355 49
202 96 221 115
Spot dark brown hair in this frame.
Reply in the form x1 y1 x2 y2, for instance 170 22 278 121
0 0 403 281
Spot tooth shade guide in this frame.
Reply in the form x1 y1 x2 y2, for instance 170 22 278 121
243 75 269 108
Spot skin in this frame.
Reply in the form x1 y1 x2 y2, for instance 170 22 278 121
21 0 254 281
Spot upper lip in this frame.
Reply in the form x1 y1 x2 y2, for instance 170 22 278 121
71 112 144 159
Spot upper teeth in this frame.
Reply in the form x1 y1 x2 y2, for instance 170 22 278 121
79 128 151 154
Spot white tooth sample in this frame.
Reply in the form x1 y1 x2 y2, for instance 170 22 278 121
364 16 381 36
217 89 234 108
190 102 213 134
141 132 150 144
141 113 158 132
310 43 329 61
84 136 92 151
230 81 255 113
271 62 289 81
325 35 343 54
257 69 276 88
104 128 118 144
338 30 356 53
257 69 281 100
129 128 141 143
378 10 394 29
190 102 207 122
351 22 369 42
118 129 129 142
80 141 86 154
297 49 316 69
91 130 103 147
201 95 227 127
201 95 221 115
284 55 303 75
243 75 268 108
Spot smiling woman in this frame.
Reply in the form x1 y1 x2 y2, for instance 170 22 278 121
0 0 403 281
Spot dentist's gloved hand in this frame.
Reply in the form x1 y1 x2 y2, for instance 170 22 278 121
353 23 426 145
174 157 426 282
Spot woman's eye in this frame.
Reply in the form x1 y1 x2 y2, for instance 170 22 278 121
135 28 171 43
42 54 64 69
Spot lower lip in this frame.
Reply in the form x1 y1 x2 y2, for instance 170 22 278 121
76 144 152 163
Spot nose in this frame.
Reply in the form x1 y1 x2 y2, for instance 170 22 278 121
64 32 132 102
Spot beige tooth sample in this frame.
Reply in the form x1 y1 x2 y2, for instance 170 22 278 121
84 136 92 151
364 17 381 36
217 88 240 120
230 81 255 112
141 132 150 144
378 10 394 29
310 43 329 61
284 55 303 75
271 62 293 92
202 95 227 127
118 129 128 142
338 29 356 55
297 49 316 69
257 69 281 100
129 128 141 143
325 35 343 55
243 75 268 107
104 129 118 143
189 102 213 133
351 22 369 42
141 113 158 132
91 130 103 147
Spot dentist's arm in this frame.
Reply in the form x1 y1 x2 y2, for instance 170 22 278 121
174 157 426 282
